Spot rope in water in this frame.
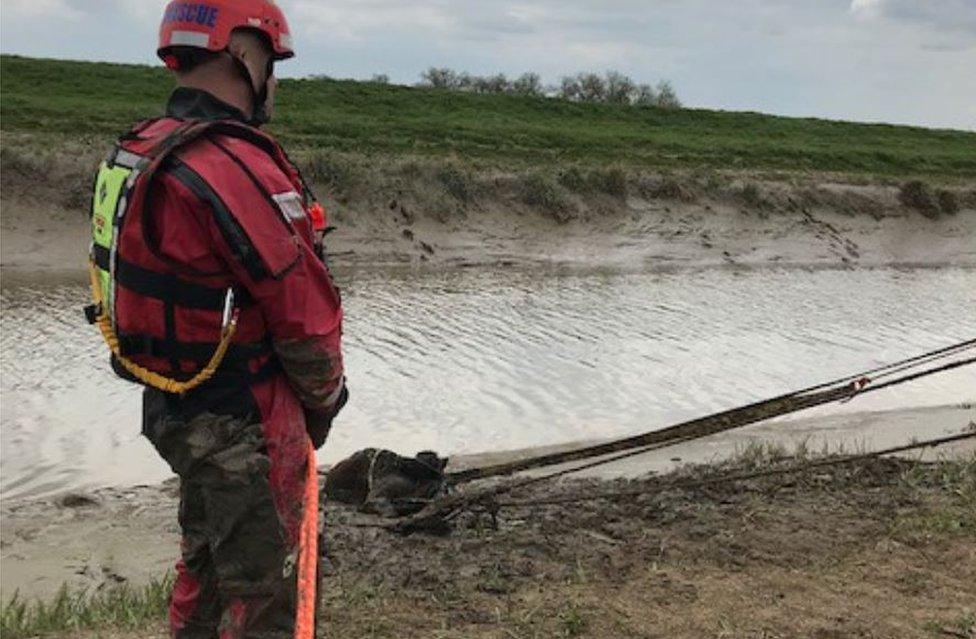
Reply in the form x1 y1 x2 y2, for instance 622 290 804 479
389 341 974 533
492 430 976 510
447 339 976 485
386 429 975 534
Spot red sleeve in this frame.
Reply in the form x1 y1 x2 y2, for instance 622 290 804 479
177 140 345 412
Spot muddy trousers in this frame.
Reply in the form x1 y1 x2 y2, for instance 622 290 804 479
145 407 306 639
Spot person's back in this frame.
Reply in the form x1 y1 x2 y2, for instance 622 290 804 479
86 2 346 637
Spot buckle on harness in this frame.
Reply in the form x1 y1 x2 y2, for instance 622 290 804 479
221 289 238 334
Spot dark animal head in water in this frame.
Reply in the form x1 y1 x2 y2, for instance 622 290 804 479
324 448 449 516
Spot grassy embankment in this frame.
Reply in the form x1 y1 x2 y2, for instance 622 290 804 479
5 55 975 232
3 54 976 188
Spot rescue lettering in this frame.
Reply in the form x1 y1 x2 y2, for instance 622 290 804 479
163 3 219 28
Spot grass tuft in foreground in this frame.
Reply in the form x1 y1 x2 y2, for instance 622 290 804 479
0 575 173 639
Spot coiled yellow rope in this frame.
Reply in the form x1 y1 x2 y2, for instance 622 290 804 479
88 260 238 395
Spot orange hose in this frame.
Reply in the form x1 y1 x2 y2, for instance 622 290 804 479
295 441 319 638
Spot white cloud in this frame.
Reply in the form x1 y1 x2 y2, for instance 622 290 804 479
849 0 976 36
850 0 881 19
2 0 83 20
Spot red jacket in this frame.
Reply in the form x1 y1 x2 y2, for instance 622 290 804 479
101 88 345 439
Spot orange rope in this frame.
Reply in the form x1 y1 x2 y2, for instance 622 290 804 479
295 441 320 639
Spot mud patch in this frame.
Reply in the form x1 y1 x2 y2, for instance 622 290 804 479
2 450 974 638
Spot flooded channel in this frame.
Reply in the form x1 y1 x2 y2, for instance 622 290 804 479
2 265 975 500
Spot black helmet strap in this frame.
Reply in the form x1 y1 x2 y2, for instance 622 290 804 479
227 51 274 127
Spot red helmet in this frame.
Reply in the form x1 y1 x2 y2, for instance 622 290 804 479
158 0 295 65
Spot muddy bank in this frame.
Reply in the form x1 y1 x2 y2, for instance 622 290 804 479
2 423 974 639
2 405 974 604
2 144 975 276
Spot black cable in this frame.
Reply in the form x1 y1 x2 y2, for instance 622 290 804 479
494 431 976 509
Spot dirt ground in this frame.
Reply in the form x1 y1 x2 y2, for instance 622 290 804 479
5 441 975 639
316 452 976 639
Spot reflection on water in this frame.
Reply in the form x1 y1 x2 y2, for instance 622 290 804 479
2 265 975 499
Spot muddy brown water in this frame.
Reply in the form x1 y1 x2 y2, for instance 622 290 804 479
2 264 975 500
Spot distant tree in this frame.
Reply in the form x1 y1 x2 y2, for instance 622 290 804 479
455 72 474 91
472 73 509 94
420 67 457 89
511 72 544 97
654 80 682 109
633 83 658 106
604 71 636 104
370 74 390 84
559 76 582 101
577 73 607 103
417 67 682 109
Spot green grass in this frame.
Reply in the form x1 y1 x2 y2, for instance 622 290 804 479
892 454 976 541
3 55 975 178
0 576 172 639
924 612 975 638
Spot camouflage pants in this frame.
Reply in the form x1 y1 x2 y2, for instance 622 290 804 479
145 401 305 639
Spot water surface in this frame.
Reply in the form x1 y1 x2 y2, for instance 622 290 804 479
2 265 974 500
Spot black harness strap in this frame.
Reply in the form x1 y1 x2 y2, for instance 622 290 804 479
116 332 272 368
93 244 253 311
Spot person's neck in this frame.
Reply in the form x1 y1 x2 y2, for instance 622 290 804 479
178 72 253 120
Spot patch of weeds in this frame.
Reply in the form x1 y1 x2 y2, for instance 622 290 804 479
923 611 975 637
936 189 960 216
900 456 976 496
570 558 589 585
646 177 697 202
898 180 940 219
0 574 173 639
436 163 475 204
731 440 790 469
396 158 424 179
558 603 589 637
557 166 628 198
963 189 976 209
304 151 359 196
558 166 588 192
332 578 391 608
740 182 765 209
0 145 39 178
892 457 976 542
0 145 95 210
587 166 628 198
477 564 514 595
519 172 571 219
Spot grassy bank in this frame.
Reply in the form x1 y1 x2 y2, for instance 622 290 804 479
0 576 172 638
2 55 975 178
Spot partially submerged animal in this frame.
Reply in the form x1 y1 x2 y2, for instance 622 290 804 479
324 449 449 516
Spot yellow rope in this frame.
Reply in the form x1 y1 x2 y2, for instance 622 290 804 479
89 260 238 395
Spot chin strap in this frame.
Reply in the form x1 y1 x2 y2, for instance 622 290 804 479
228 52 272 127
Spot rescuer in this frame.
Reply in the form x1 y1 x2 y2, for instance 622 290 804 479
86 1 346 636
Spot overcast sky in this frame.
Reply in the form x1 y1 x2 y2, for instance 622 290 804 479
2 0 974 130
